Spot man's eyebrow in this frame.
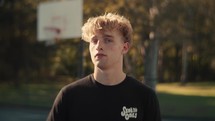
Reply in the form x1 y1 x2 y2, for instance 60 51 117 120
91 35 97 39
103 34 113 38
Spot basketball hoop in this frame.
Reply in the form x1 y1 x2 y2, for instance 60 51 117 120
44 27 61 46
37 0 83 42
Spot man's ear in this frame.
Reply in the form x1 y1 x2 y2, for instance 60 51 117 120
122 42 130 54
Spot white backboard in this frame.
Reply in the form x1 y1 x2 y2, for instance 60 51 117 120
37 0 83 41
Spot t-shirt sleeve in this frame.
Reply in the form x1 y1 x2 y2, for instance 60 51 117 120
46 87 68 121
145 90 162 121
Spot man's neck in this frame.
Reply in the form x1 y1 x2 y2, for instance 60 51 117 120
93 68 126 86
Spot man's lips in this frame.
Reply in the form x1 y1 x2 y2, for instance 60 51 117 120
95 53 106 58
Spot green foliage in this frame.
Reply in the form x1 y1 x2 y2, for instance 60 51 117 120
0 0 215 83
157 0 215 82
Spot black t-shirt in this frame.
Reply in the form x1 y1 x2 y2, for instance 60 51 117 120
47 74 161 121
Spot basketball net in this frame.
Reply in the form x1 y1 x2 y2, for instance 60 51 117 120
44 27 61 46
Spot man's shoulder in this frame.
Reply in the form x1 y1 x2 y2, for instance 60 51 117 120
126 75 156 94
61 74 93 92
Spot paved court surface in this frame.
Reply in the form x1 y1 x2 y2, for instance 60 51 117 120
0 106 49 121
0 106 213 121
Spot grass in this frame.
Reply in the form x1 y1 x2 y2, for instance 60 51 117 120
0 81 215 120
157 82 215 97
157 82 215 120
0 82 64 108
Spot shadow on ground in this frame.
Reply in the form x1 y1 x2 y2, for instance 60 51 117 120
0 106 49 121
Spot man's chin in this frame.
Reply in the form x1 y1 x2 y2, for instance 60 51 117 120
95 63 108 70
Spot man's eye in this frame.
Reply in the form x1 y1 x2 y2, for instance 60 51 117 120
91 38 98 44
104 38 112 43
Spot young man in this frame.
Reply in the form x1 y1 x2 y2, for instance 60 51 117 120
47 13 161 121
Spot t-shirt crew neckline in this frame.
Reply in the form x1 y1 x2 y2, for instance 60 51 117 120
90 74 128 88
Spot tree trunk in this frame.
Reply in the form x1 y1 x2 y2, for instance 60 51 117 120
181 41 188 84
144 0 159 90
144 37 159 90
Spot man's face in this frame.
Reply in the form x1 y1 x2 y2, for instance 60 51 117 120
89 29 129 70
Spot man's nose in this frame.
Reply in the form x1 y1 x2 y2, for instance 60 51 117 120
96 40 103 50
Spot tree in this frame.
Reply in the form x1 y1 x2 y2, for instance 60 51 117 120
1 0 215 84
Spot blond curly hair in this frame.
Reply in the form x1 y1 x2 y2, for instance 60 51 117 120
81 13 133 44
